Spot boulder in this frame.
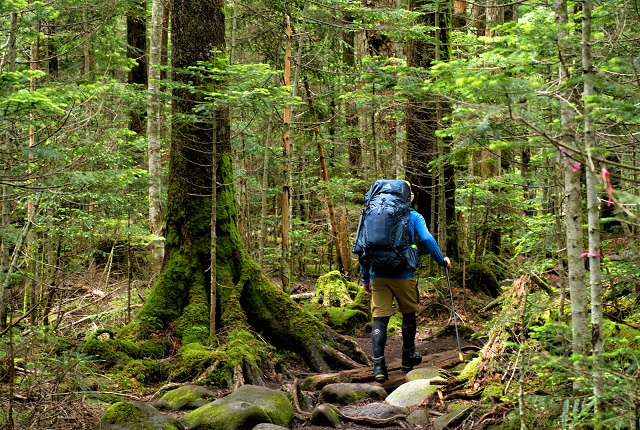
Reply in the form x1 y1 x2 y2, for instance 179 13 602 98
155 385 216 411
340 402 408 419
252 424 290 430
98 401 183 430
405 366 448 384
433 403 472 429
406 409 431 427
385 379 439 408
309 404 340 427
321 382 387 405
181 384 293 430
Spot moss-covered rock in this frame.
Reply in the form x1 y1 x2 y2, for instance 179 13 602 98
155 385 217 411
433 403 472 429
309 404 340 427
405 366 448 384
466 263 501 298
98 401 183 430
180 384 293 430
312 271 358 307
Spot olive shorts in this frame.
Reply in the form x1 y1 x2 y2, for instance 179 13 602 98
370 277 419 318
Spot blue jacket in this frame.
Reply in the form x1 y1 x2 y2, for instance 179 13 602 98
360 210 445 284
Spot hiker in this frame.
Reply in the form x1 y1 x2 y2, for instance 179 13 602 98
356 180 451 383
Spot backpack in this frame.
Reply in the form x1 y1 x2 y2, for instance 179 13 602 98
352 180 417 275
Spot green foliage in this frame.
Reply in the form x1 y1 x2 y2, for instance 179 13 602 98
0 326 106 428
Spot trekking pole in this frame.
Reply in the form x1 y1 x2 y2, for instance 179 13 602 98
445 266 464 362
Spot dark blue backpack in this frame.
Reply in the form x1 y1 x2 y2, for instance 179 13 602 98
353 180 415 274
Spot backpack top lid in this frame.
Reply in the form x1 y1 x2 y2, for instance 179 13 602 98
363 179 412 204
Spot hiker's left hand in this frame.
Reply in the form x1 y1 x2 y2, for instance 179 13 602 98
363 283 371 295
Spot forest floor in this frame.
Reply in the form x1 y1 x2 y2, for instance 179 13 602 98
17 273 491 429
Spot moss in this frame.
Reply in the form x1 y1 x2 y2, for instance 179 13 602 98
480 377 505 402
347 288 372 317
182 385 293 429
312 270 357 307
172 343 225 384
457 356 481 383
303 303 368 334
174 270 210 345
157 385 215 411
81 328 172 375
604 321 640 350
388 312 402 334
81 332 130 367
136 251 192 335
120 359 171 385
118 339 170 359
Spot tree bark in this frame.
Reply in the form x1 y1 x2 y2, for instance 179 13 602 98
554 0 589 370
147 0 165 273
581 0 603 419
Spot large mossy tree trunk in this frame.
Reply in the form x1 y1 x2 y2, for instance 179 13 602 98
131 0 368 386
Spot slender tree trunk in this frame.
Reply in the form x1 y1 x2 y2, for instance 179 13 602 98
259 111 274 267
303 78 347 274
581 0 603 419
25 24 39 325
210 115 218 338
555 0 589 374
147 0 165 272
281 16 293 292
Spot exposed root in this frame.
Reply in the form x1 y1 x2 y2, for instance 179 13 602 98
195 359 221 385
232 364 244 390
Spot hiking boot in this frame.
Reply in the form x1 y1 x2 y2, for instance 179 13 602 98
372 356 388 383
401 349 422 372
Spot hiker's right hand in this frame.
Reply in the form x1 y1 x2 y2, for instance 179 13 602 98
363 283 372 295
443 257 451 269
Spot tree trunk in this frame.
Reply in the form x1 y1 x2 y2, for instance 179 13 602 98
281 16 293 292
134 0 368 382
554 0 589 371
127 0 147 134
147 0 165 273
581 0 603 418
